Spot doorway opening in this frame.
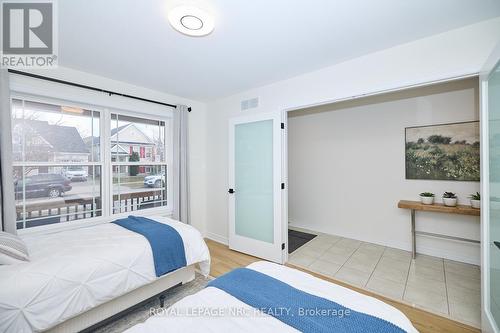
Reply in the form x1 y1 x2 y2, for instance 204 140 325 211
284 77 481 327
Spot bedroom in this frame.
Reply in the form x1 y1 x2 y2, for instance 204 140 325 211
0 1 500 333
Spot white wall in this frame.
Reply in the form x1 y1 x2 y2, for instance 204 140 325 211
204 18 500 260
9 66 208 235
288 79 480 264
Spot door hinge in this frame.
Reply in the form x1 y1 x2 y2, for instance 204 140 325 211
281 183 285 190
281 122 285 129
282 243 285 250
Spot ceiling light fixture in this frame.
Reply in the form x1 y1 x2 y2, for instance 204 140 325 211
168 6 214 37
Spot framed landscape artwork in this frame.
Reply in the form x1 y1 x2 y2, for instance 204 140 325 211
405 121 480 181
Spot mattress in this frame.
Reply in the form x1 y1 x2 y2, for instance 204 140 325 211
0 216 210 332
126 261 418 333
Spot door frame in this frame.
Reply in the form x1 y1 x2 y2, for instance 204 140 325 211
480 41 500 333
280 74 479 265
228 112 286 263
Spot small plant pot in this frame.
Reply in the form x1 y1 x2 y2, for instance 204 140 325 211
443 198 457 207
470 199 480 209
420 196 434 205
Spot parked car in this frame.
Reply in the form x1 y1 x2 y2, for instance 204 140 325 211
14 174 72 199
61 166 88 182
144 172 165 188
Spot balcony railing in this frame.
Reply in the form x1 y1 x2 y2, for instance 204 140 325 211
16 190 166 229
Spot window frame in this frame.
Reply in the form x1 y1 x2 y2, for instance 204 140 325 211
11 92 174 235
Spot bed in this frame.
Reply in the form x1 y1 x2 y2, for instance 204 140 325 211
126 261 418 333
0 216 210 333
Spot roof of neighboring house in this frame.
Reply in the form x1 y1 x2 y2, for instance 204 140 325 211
85 123 155 147
110 123 154 144
25 120 89 154
110 124 129 137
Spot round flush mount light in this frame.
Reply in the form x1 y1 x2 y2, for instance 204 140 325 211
168 6 214 37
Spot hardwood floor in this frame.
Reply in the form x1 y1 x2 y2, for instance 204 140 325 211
205 239 480 333
206 239 261 277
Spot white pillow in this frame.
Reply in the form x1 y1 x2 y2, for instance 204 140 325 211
0 231 29 265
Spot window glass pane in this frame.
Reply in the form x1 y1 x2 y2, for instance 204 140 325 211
11 99 100 163
14 165 102 229
11 99 23 162
113 165 167 213
110 113 166 162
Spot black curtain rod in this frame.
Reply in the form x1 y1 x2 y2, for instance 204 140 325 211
7 69 191 112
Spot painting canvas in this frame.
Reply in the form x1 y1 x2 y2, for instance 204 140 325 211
405 121 480 181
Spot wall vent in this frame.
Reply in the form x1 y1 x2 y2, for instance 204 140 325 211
241 97 259 111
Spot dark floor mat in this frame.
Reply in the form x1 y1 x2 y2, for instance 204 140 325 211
288 229 317 253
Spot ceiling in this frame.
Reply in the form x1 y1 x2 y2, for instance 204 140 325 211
58 0 500 101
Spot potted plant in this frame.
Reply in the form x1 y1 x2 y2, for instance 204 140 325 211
419 192 435 205
469 192 480 209
443 192 457 207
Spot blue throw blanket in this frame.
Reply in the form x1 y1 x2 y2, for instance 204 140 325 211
208 268 406 333
113 216 187 277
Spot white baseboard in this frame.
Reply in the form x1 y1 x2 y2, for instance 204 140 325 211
205 232 228 245
288 225 320 235
415 243 480 266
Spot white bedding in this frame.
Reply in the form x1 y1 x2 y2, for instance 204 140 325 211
0 216 210 333
127 261 418 333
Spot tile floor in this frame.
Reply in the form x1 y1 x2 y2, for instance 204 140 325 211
288 229 481 328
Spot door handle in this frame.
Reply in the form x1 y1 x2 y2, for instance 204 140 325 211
494 241 500 250
228 188 235 194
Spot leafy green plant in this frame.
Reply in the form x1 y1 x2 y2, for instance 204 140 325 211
420 192 435 197
469 192 480 200
443 192 457 199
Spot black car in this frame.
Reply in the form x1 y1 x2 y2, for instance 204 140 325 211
14 174 72 199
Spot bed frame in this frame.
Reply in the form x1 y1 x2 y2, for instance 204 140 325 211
47 265 196 333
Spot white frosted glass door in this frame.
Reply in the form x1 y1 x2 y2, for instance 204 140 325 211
488 61 500 329
228 113 283 263
235 120 274 243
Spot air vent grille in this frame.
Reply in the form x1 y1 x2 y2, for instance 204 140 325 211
241 97 259 111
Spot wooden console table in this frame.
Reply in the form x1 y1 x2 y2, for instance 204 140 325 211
397 200 480 259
